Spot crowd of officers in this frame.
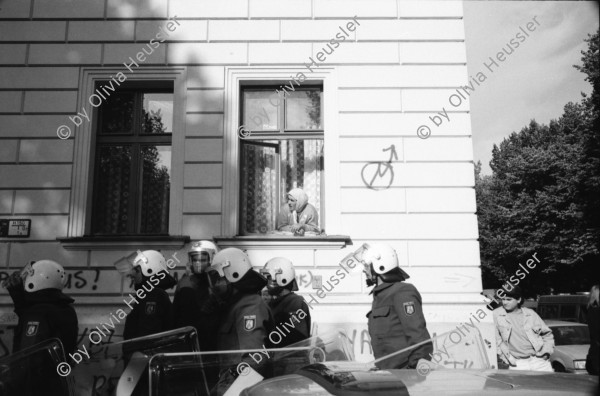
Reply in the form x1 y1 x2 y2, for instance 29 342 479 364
2 241 433 394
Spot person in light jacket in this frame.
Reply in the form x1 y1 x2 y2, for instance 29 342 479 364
493 285 554 371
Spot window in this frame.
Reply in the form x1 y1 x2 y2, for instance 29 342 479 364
239 86 324 235
91 82 173 235
558 304 577 321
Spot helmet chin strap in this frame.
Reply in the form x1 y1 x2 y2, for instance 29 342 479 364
364 263 378 287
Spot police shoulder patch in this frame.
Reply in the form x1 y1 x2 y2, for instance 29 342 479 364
244 315 256 331
145 302 157 315
403 301 415 316
25 321 39 336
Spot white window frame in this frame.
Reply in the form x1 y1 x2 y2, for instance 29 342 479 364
66 67 187 239
222 67 341 237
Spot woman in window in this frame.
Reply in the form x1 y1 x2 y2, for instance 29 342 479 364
276 188 319 234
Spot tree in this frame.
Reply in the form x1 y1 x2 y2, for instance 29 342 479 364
476 29 599 296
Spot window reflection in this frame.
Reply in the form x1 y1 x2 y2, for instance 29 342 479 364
285 90 322 130
243 91 279 131
100 92 134 134
143 93 173 133
140 146 171 233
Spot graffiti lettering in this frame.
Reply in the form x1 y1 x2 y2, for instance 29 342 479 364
444 359 474 369
295 271 314 288
361 329 372 355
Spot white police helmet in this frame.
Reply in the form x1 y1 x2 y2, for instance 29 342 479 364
23 260 66 292
209 248 253 283
261 257 298 291
132 250 168 277
188 240 218 274
361 243 410 282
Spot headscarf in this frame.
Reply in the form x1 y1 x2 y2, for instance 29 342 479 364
288 188 309 213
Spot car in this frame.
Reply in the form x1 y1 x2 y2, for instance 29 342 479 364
546 320 591 374
2 326 597 396
241 363 599 396
149 327 598 396
537 294 589 324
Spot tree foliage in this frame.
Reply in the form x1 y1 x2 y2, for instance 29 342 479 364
476 30 599 296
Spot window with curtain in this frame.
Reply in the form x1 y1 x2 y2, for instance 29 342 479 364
239 86 324 236
91 83 173 235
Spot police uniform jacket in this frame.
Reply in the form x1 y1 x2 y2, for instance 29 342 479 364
123 273 176 340
9 286 78 355
217 292 273 369
173 273 220 351
269 292 310 346
367 281 432 369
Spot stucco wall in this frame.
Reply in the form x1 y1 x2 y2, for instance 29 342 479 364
0 0 494 370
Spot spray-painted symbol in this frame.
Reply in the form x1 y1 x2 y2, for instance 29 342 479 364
361 145 398 190
444 273 476 288
91 268 100 290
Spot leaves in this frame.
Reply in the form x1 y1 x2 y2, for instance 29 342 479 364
476 29 600 295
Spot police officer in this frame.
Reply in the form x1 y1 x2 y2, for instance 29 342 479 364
123 250 176 340
3 260 78 355
173 240 220 351
361 243 433 369
206 248 273 394
261 257 310 346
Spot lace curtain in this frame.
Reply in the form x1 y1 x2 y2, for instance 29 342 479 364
241 139 324 235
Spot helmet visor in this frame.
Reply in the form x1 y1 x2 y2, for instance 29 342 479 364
132 250 148 268
259 268 282 282
340 243 371 268
207 261 230 281
189 251 211 273
21 261 35 279
115 251 141 274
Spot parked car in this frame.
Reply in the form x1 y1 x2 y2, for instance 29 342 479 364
547 320 591 374
3 327 598 396
151 328 598 396
537 294 588 323
242 363 599 396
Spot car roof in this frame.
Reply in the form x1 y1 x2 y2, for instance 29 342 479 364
545 320 587 326
267 364 599 396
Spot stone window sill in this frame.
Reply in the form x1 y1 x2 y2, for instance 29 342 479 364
57 235 190 251
213 235 352 250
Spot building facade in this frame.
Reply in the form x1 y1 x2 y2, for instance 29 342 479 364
0 0 490 375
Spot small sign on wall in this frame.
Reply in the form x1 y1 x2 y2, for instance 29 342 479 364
0 219 31 238
312 274 323 289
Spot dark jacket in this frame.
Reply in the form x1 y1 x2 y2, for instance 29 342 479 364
268 292 311 347
217 292 273 370
123 272 176 340
367 281 433 369
9 286 78 355
173 273 221 351
587 304 599 375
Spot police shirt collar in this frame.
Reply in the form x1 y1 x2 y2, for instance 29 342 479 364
371 282 395 294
